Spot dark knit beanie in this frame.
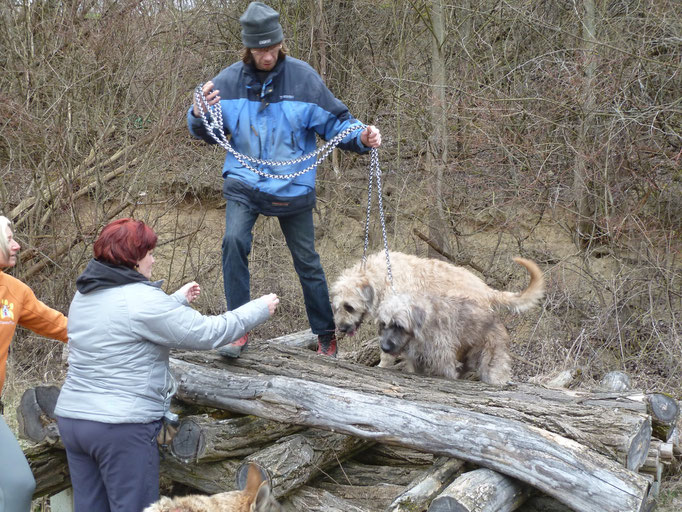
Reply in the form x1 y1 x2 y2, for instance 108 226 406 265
240 2 283 48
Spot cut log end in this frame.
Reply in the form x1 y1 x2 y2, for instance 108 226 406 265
236 461 270 490
170 418 206 461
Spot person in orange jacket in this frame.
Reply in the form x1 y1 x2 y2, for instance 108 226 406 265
0 215 67 512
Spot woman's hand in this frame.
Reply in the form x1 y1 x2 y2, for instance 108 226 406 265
178 281 201 303
259 293 280 315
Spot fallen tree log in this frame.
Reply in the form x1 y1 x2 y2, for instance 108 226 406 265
24 443 70 498
172 344 651 471
170 358 651 512
427 468 530 512
388 457 465 512
170 414 304 462
235 429 372 499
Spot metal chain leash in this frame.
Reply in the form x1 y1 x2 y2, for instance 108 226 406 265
195 83 393 286
362 147 393 289
194 84 362 180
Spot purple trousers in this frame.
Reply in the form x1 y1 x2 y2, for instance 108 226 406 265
56 416 162 512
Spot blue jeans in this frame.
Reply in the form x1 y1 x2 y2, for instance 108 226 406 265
56 416 162 512
222 200 335 335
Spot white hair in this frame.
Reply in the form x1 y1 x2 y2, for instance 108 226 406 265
0 216 12 262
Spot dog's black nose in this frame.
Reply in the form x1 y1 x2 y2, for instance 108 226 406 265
380 339 396 353
338 323 353 334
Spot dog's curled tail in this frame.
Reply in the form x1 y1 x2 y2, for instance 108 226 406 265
493 257 545 313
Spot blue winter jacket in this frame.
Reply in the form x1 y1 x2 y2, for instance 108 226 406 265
188 55 370 216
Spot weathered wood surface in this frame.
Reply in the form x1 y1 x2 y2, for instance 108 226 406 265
428 468 530 512
355 444 435 466
25 443 70 498
160 457 240 495
388 457 465 512
170 414 303 462
647 393 679 442
170 357 651 512
235 429 372 499
281 485 370 512
268 329 318 350
516 494 573 512
599 371 633 392
321 460 427 487
171 343 651 471
316 483 404 510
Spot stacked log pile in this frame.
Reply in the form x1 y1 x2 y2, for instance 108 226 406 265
20 331 682 511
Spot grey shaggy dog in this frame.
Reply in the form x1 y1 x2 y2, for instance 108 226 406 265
376 292 512 385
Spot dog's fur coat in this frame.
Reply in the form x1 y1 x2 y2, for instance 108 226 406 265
142 463 281 512
377 292 512 385
330 251 544 368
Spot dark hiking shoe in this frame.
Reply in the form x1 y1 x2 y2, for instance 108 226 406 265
218 333 249 358
316 333 338 357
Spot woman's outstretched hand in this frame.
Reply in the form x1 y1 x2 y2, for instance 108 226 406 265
178 281 201 303
260 293 280 315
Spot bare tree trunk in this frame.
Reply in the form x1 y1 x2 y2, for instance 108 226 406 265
426 0 451 258
573 0 598 250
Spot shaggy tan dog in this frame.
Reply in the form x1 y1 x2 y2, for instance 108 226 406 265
330 251 544 367
142 464 281 512
376 292 512 385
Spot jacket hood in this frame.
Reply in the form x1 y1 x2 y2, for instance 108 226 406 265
76 258 152 294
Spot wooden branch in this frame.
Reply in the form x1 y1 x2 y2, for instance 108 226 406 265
235 429 373 499
268 329 318 350
22 201 130 280
412 228 486 275
174 344 651 471
170 357 651 512
170 414 304 462
428 468 531 511
388 457 465 512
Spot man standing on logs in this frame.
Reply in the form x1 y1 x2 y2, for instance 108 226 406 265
188 2 382 358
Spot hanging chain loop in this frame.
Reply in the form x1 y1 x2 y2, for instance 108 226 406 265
194 84 363 180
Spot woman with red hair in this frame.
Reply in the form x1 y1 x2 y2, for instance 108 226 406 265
54 218 279 512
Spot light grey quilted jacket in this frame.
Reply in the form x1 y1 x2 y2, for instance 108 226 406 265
55 262 270 424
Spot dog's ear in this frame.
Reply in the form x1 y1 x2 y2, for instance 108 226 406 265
411 305 426 331
253 481 280 511
360 283 374 305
